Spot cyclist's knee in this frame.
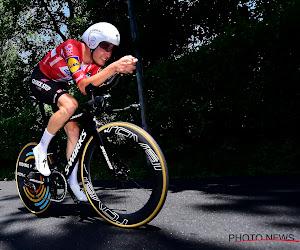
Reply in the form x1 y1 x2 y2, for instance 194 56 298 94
58 105 76 118
57 95 78 117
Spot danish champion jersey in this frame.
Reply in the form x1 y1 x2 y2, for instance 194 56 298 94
39 39 103 85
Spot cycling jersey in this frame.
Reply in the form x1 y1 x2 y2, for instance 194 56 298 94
39 39 103 85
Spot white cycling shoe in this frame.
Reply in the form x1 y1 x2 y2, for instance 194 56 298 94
69 184 88 202
33 145 51 176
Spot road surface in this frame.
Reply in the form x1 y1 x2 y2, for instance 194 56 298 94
1 177 300 249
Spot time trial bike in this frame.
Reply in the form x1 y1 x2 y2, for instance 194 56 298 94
15 74 168 228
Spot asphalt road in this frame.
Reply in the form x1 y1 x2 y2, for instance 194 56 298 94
1 177 300 249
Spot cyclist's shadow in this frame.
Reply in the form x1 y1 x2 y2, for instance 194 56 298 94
34 202 102 222
24 202 161 231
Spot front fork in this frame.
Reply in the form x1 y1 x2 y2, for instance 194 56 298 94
92 127 130 181
92 128 114 171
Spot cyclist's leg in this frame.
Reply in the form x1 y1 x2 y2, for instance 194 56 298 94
33 93 78 176
64 121 87 201
64 121 80 160
30 66 68 176
47 94 78 135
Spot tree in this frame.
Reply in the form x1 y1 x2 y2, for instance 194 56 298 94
144 0 299 176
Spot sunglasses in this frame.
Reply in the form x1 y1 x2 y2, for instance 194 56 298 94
99 41 115 52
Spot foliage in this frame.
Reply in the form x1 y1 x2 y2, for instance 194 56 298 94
143 0 299 177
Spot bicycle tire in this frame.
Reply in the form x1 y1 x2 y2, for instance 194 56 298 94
81 122 168 228
16 142 52 214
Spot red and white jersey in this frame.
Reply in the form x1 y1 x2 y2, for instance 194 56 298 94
39 39 103 85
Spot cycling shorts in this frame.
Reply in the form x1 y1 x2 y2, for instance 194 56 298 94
30 65 69 111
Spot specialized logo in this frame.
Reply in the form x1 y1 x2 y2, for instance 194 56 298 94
65 130 87 175
90 36 97 47
67 56 81 74
43 158 47 168
100 146 113 170
91 29 103 35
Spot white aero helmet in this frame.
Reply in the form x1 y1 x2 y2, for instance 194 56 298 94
81 22 120 49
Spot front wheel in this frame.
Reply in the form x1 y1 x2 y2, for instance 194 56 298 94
81 122 168 228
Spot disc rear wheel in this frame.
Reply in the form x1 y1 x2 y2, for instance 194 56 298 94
16 143 52 214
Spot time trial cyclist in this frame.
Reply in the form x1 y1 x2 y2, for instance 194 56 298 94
30 22 138 201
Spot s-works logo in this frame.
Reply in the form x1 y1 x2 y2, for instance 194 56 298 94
229 233 299 243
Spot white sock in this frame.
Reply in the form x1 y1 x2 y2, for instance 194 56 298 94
68 162 87 201
69 162 79 186
38 128 55 152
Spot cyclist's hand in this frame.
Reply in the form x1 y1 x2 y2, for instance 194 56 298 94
114 56 138 74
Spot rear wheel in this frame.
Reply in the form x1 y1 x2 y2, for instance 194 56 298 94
16 143 52 214
81 122 168 228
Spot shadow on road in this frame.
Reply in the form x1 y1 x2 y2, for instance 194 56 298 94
169 176 300 230
1 176 300 249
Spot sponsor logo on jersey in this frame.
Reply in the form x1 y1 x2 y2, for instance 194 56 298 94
59 66 72 78
64 44 73 57
67 56 81 74
32 79 51 91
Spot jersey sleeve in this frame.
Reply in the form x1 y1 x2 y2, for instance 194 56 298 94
90 65 104 77
62 40 87 85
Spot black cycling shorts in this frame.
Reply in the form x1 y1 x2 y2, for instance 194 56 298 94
30 65 69 111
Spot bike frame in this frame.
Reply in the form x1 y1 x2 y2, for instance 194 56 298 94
56 112 112 195
62 76 122 184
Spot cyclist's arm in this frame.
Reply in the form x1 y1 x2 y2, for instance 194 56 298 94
78 56 137 95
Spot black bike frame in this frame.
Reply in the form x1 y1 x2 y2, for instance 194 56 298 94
41 74 121 189
62 113 110 180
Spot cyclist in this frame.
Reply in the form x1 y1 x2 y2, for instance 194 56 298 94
30 22 138 201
